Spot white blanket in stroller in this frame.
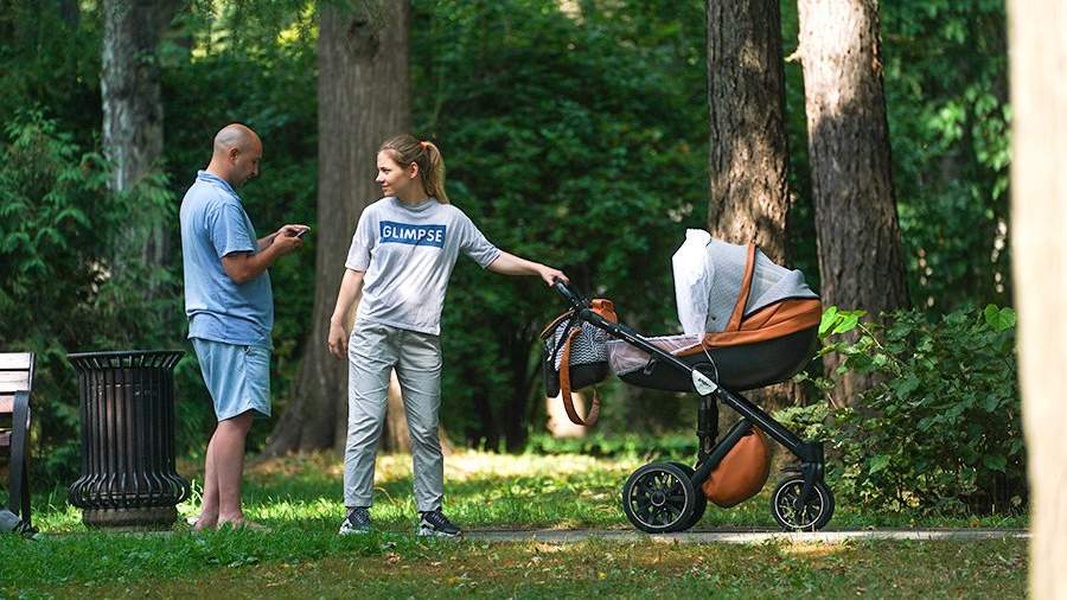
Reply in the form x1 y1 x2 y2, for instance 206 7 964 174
606 334 703 376
672 229 817 336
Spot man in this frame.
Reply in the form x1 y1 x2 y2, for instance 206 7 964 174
179 123 308 530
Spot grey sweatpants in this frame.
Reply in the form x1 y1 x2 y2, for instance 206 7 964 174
343 321 444 512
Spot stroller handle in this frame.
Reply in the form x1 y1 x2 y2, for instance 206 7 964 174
552 278 588 311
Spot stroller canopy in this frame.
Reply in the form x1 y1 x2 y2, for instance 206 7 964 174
604 230 821 388
672 229 819 340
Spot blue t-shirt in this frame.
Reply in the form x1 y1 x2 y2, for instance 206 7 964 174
179 170 273 348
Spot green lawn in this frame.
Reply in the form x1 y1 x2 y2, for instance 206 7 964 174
1 451 1029 598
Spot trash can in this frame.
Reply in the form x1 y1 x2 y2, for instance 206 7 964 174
67 350 191 529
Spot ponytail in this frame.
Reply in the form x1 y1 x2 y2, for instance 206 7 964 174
379 134 449 204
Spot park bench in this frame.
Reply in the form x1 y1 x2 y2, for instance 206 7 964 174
1 352 34 531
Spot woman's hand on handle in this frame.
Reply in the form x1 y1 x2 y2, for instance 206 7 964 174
538 265 568 287
552 277 585 310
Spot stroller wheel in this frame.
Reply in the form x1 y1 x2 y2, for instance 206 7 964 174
621 462 698 534
668 462 707 532
770 476 834 532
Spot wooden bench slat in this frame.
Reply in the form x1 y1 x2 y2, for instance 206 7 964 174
0 430 10 447
0 395 14 414
0 373 31 392
0 384 30 393
0 353 32 370
0 371 31 382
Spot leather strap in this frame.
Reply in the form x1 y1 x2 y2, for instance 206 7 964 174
590 298 618 323
726 243 758 332
547 296 615 428
559 328 600 427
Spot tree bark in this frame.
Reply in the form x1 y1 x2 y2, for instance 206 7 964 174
101 0 178 193
503 322 540 451
706 0 792 261
796 0 908 404
100 0 181 278
263 0 411 456
706 0 799 409
1007 1 1067 596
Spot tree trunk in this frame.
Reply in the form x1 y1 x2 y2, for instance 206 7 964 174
503 323 539 451
796 0 908 404
100 0 181 281
706 0 799 409
263 0 411 456
1007 1 1067 596
706 0 791 261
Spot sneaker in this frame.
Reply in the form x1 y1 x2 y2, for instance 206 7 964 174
417 509 461 538
11 519 39 540
339 507 371 535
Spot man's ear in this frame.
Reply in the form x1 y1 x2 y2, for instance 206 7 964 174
228 147 241 162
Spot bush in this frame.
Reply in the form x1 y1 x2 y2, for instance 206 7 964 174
780 304 1024 516
526 431 698 463
0 111 186 485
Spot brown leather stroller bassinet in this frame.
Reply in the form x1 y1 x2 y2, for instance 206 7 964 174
609 236 821 393
544 231 833 533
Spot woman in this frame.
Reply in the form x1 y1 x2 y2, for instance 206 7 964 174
327 134 567 537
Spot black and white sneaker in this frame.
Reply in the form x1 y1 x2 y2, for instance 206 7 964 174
339 507 371 535
417 509 461 538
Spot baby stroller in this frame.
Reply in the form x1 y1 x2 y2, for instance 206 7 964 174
542 231 832 533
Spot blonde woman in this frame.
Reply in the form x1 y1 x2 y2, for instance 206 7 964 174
327 134 567 536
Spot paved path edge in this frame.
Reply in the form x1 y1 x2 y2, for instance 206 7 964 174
464 528 1030 544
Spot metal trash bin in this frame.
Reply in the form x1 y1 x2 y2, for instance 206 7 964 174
67 350 191 529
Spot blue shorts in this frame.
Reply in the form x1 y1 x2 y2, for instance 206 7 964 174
191 338 272 421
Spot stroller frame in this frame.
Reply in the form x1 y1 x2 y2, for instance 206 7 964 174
552 280 833 532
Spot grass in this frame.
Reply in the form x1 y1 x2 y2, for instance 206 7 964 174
2 450 1029 598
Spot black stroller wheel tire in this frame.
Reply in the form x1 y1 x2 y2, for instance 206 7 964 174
667 462 707 532
621 462 698 534
770 476 834 532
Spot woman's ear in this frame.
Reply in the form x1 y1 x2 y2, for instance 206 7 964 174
408 162 420 179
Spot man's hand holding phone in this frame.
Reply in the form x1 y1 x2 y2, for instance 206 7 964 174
271 224 310 255
281 224 310 239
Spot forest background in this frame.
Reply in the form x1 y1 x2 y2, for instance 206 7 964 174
0 0 1016 519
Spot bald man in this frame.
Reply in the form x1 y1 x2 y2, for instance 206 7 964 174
179 123 309 530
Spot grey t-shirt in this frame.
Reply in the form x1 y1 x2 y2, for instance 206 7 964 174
345 196 501 335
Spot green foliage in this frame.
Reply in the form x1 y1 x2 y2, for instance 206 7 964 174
0 111 189 483
881 1 1011 310
526 431 699 462
786 304 1023 516
0 0 1020 464
161 1 320 450
0 1 102 149
412 0 708 448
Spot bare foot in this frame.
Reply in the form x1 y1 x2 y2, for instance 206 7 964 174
192 514 218 531
217 519 270 532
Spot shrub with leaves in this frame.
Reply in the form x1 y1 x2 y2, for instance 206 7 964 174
0 111 186 484
783 304 1023 516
